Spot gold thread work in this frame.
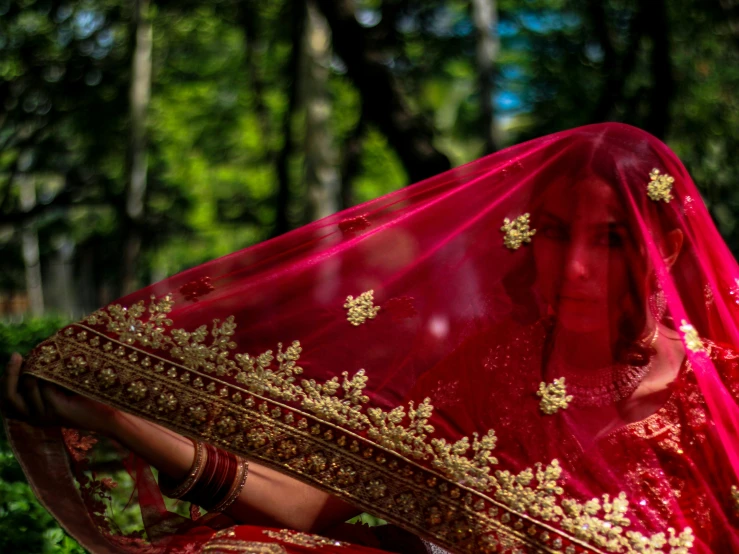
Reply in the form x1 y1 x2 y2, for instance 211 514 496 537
537 377 573 415
501 214 536 250
647 169 675 203
31 295 695 554
343 290 380 326
679 320 705 353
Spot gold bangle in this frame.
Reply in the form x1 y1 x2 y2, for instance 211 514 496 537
159 438 206 499
211 458 249 513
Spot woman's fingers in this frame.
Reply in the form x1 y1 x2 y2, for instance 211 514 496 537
1 353 30 418
20 373 47 419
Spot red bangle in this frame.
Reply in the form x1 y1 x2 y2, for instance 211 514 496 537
181 443 247 512
212 457 249 512
158 438 206 499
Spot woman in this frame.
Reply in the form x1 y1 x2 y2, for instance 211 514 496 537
3 122 739 553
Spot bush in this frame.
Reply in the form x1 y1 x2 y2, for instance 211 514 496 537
0 316 69 362
0 317 86 553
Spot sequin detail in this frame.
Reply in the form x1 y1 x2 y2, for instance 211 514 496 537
501 213 536 250
180 276 215 302
679 320 705 353
28 296 697 554
647 168 675 203
537 377 573 415
338 215 370 234
343 290 380 326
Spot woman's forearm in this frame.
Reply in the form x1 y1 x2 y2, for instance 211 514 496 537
104 409 361 532
108 409 196 480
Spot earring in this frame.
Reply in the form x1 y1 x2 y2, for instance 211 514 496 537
649 286 667 321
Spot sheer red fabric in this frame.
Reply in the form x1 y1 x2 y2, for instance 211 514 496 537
7 122 739 553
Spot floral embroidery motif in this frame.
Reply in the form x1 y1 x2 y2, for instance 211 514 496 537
729 278 739 305
343 290 380 326
501 213 536 250
494 459 694 554
683 195 696 216
263 529 346 548
338 215 370 235
385 296 417 321
179 276 215 302
537 377 573 415
32 295 696 554
97 367 117 388
732 485 739 516
679 320 705 353
704 285 714 307
647 168 675 203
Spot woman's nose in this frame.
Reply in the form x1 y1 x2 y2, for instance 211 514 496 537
564 242 591 281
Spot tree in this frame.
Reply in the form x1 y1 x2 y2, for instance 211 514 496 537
123 0 154 294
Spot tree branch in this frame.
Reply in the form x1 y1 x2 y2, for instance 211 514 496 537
315 0 451 183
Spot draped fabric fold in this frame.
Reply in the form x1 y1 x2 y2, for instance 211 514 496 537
8 123 739 553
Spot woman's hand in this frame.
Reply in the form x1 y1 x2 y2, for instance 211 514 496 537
0 352 119 435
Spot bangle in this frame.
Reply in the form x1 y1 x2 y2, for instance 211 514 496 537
211 457 249 513
181 443 249 512
158 438 206 499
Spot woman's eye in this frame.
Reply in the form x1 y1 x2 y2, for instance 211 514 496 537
594 231 625 248
541 226 568 241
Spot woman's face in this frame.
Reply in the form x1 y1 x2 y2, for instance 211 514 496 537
532 177 642 334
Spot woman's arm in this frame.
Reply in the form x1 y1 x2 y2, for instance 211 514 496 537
108 409 361 531
1 353 361 533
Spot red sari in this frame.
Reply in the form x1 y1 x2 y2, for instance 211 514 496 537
6 123 739 553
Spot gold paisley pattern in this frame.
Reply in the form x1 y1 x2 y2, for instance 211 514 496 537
537 378 572 415
501 213 536 250
647 169 675 203
343 290 380 326
26 295 694 554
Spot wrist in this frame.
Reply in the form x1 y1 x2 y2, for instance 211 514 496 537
96 404 125 439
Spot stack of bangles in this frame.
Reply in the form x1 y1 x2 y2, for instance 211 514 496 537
158 438 249 513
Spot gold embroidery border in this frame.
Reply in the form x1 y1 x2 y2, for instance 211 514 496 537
28 326 633 554
203 540 287 553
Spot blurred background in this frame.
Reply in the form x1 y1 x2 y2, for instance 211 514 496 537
0 0 737 551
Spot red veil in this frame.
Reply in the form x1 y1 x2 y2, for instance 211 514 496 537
6 123 739 553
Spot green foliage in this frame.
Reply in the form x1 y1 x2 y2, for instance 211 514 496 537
0 317 84 552
347 512 388 527
0 317 68 360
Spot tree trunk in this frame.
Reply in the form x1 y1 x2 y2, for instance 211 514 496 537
302 0 341 222
590 2 645 122
315 0 451 183
643 0 673 138
470 0 499 154
123 0 153 294
273 0 306 237
18 174 44 316
48 235 77 318
237 0 272 145
339 112 365 210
